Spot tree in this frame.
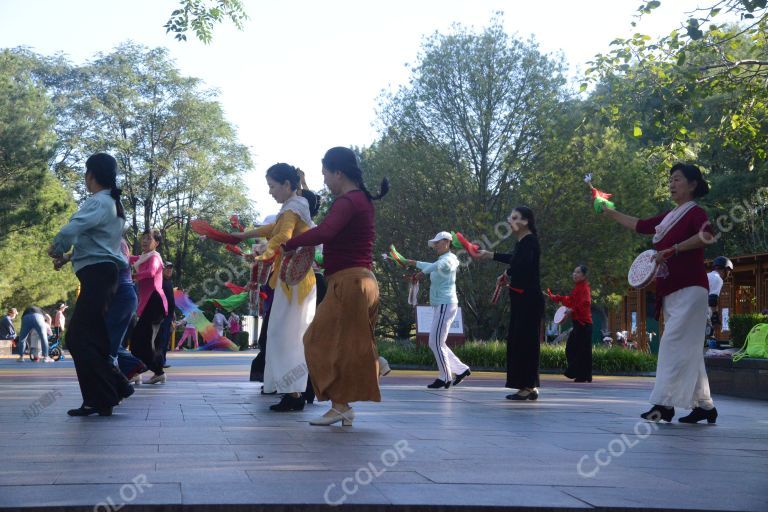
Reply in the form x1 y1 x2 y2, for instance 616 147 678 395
379 15 567 215
15 44 256 296
0 50 78 308
166 0 248 43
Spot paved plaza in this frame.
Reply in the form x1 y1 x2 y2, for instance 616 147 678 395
0 352 766 511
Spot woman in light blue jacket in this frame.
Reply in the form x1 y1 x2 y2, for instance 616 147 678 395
408 231 471 389
49 153 132 417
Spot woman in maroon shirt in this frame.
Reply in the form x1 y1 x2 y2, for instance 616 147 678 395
284 147 389 427
548 265 593 383
603 163 717 424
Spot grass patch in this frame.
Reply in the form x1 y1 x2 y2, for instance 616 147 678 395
377 339 657 374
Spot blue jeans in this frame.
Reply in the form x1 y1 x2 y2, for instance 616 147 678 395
18 313 47 359
106 281 145 377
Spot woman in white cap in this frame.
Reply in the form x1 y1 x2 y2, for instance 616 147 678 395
407 232 471 389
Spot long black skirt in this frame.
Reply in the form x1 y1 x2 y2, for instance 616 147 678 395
506 294 543 390
565 322 593 381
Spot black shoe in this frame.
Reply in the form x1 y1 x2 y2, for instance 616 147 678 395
67 405 112 417
506 389 539 401
574 378 592 383
120 385 135 400
162 364 171 369
269 394 305 412
452 370 471 386
261 388 277 395
640 405 674 422
427 379 450 389
679 407 717 424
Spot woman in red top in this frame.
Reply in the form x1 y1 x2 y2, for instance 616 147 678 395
548 265 593 382
284 147 388 427
603 163 717 424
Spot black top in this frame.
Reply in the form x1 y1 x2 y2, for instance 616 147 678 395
492 234 542 296
162 278 176 318
0 315 15 339
22 306 45 317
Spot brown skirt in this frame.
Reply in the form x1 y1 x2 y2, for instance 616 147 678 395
304 267 381 403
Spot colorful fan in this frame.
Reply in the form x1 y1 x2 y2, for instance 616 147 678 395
173 289 239 351
388 244 409 268
584 174 615 213
452 232 481 258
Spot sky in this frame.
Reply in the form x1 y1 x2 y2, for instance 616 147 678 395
0 0 710 219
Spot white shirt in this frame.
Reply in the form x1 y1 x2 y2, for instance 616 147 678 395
707 271 723 296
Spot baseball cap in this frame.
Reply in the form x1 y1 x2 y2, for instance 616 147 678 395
427 231 453 248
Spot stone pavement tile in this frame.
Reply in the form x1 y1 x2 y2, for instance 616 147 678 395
560 485 768 512
246 469 432 485
632 467 768 499
180 480 390 505
374 482 591 508
0 483 181 508
415 462 688 489
54 468 251 485
606 451 768 472
0 470 61 485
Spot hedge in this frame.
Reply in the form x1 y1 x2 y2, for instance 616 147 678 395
377 339 657 374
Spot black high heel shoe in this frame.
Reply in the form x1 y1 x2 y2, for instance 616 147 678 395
506 388 539 401
67 405 113 417
640 404 674 422
269 394 305 412
679 407 717 424
427 379 450 389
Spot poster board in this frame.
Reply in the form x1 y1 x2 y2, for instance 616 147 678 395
415 305 466 347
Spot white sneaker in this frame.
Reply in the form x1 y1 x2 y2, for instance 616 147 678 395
129 374 142 385
378 356 391 377
43 357 54 363
145 373 166 385
16 356 24 362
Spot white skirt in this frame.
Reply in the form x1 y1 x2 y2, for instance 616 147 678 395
263 284 316 394
650 286 714 409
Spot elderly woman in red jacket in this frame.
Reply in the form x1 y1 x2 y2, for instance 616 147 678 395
548 265 592 383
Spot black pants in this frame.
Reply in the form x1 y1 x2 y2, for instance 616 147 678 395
130 291 166 374
68 262 129 408
506 294 543 390
565 322 593 381
250 305 271 382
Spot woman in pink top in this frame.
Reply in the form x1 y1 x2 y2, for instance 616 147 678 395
129 228 168 384
604 163 717 424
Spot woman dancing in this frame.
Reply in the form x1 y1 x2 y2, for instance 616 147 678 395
547 265 593 382
603 163 717 423
476 207 544 401
234 164 318 412
284 147 389 426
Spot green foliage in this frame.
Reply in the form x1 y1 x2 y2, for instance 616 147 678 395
728 313 768 348
376 339 657 373
165 0 248 43
0 50 78 309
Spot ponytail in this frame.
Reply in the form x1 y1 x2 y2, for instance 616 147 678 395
110 187 125 220
359 177 389 201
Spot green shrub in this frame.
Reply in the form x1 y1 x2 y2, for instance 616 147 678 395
376 338 657 373
728 313 768 349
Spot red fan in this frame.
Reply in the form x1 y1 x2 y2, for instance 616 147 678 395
225 282 248 295
455 232 481 258
190 219 241 244
280 246 315 286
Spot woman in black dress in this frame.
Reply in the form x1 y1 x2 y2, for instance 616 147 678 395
476 206 544 400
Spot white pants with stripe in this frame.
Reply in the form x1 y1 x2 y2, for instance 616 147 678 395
429 304 469 382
